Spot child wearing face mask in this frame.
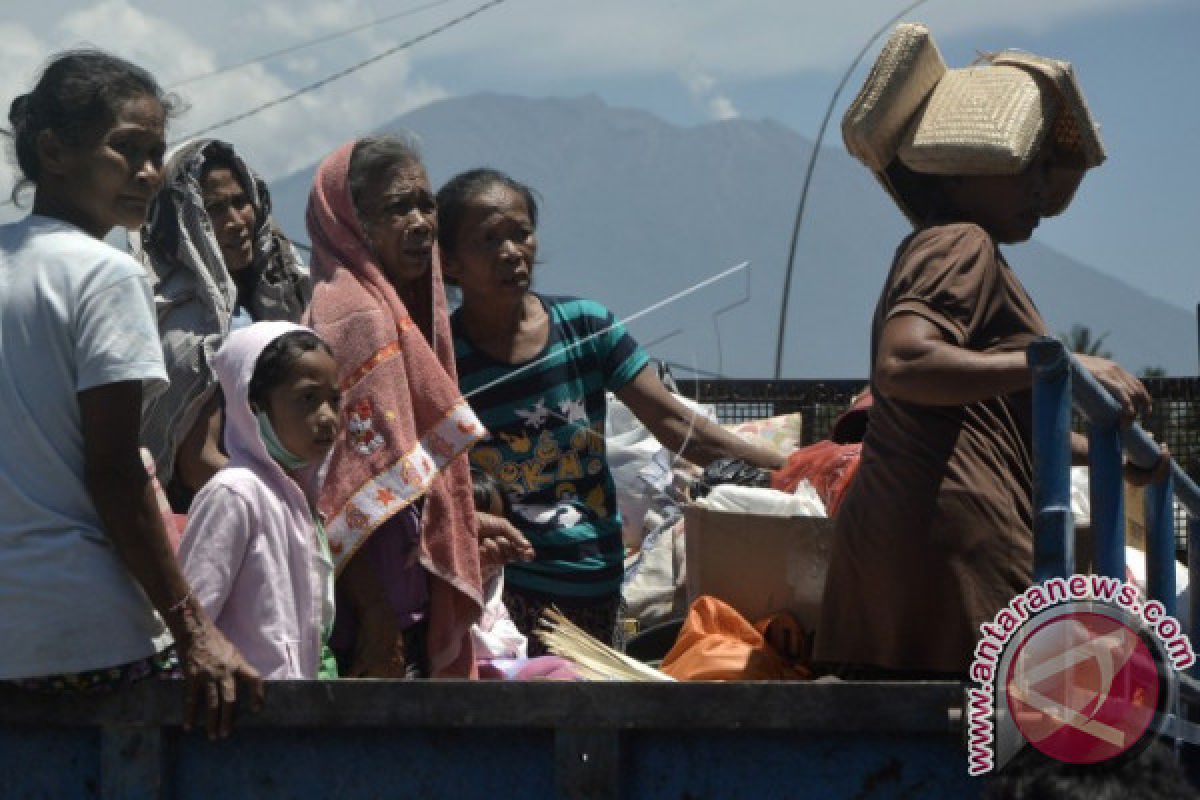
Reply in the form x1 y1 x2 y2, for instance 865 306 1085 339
178 322 340 679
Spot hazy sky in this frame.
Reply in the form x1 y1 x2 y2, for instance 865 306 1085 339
3 0 1197 321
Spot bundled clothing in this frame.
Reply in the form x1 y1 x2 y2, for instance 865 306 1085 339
453 294 650 650
178 322 336 679
769 392 871 516
304 142 485 678
136 139 310 488
0 215 171 680
816 224 1042 674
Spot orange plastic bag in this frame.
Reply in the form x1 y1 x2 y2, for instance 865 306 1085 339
660 595 811 681
768 390 869 517
769 440 861 517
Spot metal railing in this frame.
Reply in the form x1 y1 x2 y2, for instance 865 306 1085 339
685 375 1200 555
1028 337 1200 660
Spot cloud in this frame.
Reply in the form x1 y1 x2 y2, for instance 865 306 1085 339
0 0 448 218
255 0 368 40
408 0 1181 80
682 69 739 121
707 96 739 121
0 23 52 204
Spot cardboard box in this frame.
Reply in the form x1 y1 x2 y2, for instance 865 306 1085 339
683 504 835 633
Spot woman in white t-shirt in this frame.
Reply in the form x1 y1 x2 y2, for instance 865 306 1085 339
0 50 261 738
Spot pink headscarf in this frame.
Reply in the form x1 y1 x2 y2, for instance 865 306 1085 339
304 141 484 678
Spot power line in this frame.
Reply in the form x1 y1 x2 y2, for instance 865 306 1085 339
464 261 750 400
0 0 510 211
173 0 510 141
168 0 457 88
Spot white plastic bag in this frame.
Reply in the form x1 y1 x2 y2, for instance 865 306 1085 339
606 391 714 549
621 508 688 630
693 482 828 518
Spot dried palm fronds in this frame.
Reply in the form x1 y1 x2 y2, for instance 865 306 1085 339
536 608 674 682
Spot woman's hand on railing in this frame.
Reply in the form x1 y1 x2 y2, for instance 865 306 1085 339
1075 354 1153 424
1124 443 1173 487
343 606 409 679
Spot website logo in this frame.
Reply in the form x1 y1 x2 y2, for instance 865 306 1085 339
966 575 1195 776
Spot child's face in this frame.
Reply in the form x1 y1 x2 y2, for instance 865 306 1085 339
262 348 341 466
44 93 166 238
442 184 537 303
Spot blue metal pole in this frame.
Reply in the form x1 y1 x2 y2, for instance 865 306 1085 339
1088 422 1126 579
1189 516 1200 673
1029 338 1075 580
1146 475 1178 616
1166 460 1200 523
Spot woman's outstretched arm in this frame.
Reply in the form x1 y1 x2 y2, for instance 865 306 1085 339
617 366 785 469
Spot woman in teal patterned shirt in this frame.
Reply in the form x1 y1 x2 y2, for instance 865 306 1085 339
438 168 784 651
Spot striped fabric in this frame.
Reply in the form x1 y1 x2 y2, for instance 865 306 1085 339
453 295 649 600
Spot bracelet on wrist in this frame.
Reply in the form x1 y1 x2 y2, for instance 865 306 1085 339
166 591 192 615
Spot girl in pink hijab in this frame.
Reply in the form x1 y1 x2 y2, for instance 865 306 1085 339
304 135 529 678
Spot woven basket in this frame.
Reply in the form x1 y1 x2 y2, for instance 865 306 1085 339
842 23 1106 222
897 65 1056 175
842 23 946 173
992 51 1106 170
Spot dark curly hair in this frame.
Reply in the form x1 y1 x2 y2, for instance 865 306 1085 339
470 466 510 517
5 49 180 203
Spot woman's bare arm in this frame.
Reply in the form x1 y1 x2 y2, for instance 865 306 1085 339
877 312 1155 427
80 381 262 738
874 314 1031 406
617 366 785 469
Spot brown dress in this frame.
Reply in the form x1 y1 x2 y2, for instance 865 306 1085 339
814 223 1045 675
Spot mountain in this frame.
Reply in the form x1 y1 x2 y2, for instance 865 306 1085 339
270 92 1194 378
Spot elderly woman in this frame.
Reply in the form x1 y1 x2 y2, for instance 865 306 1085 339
137 139 310 506
304 136 525 679
817 25 1166 677
436 167 784 653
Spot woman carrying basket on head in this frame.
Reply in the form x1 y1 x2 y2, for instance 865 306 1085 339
817 25 1169 677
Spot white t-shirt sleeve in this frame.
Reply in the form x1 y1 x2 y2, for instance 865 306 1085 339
73 270 167 395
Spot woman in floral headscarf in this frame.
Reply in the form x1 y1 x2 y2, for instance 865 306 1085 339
304 135 528 679
137 139 310 506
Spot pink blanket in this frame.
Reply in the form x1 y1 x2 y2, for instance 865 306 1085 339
304 141 484 678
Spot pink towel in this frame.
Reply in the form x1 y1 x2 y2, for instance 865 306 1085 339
304 141 484 678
